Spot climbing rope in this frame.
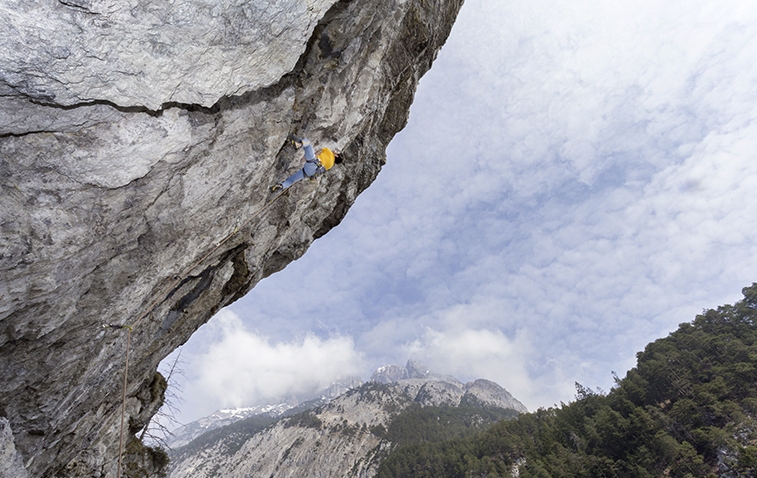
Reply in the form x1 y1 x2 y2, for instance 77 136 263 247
105 185 290 478
102 324 132 478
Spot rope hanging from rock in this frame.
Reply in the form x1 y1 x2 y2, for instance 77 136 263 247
101 324 132 478
104 185 290 478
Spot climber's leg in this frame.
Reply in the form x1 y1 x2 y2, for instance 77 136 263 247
302 161 318 178
301 139 316 162
280 169 306 189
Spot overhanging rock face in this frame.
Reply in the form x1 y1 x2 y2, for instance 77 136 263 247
0 0 464 476
1 0 338 110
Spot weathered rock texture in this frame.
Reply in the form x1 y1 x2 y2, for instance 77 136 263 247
1 0 336 110
0 0 464 476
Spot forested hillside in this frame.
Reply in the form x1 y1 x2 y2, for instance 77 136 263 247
377 284 757 477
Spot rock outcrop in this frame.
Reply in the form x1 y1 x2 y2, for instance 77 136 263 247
0 0 464 476
462 378 528 412
374 360 528 412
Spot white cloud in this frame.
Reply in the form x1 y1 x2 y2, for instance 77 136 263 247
169 0 757 420
177 310 363 422
378 0 757 364
401 326 570 411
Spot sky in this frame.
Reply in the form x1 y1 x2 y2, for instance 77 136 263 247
164 0 757 426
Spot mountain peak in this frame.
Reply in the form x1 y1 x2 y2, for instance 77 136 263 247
406 359 431 378
368 360 527 413
371 359 434 383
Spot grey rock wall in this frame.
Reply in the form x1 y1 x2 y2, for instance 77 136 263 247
0 0 464 476
1 0 338 109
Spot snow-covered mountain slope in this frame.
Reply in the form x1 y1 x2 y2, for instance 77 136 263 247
166 376 362 449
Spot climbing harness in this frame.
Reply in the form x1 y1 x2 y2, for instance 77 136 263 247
104 185 290 478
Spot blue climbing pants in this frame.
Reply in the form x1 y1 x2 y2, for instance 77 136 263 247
280 139 318 189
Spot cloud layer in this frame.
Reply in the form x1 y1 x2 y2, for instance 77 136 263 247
169 0 757 420
174 310 362 422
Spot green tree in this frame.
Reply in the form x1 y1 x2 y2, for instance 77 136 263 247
378 284 757 477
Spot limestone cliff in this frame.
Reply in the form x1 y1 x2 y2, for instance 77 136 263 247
0 0 464 476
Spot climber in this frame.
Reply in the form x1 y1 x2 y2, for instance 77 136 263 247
270 136 343 192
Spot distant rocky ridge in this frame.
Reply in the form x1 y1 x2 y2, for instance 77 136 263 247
373 360 528 412
371 359 437 382
166 376 362 449
166 405 291 451
166 361 526 477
